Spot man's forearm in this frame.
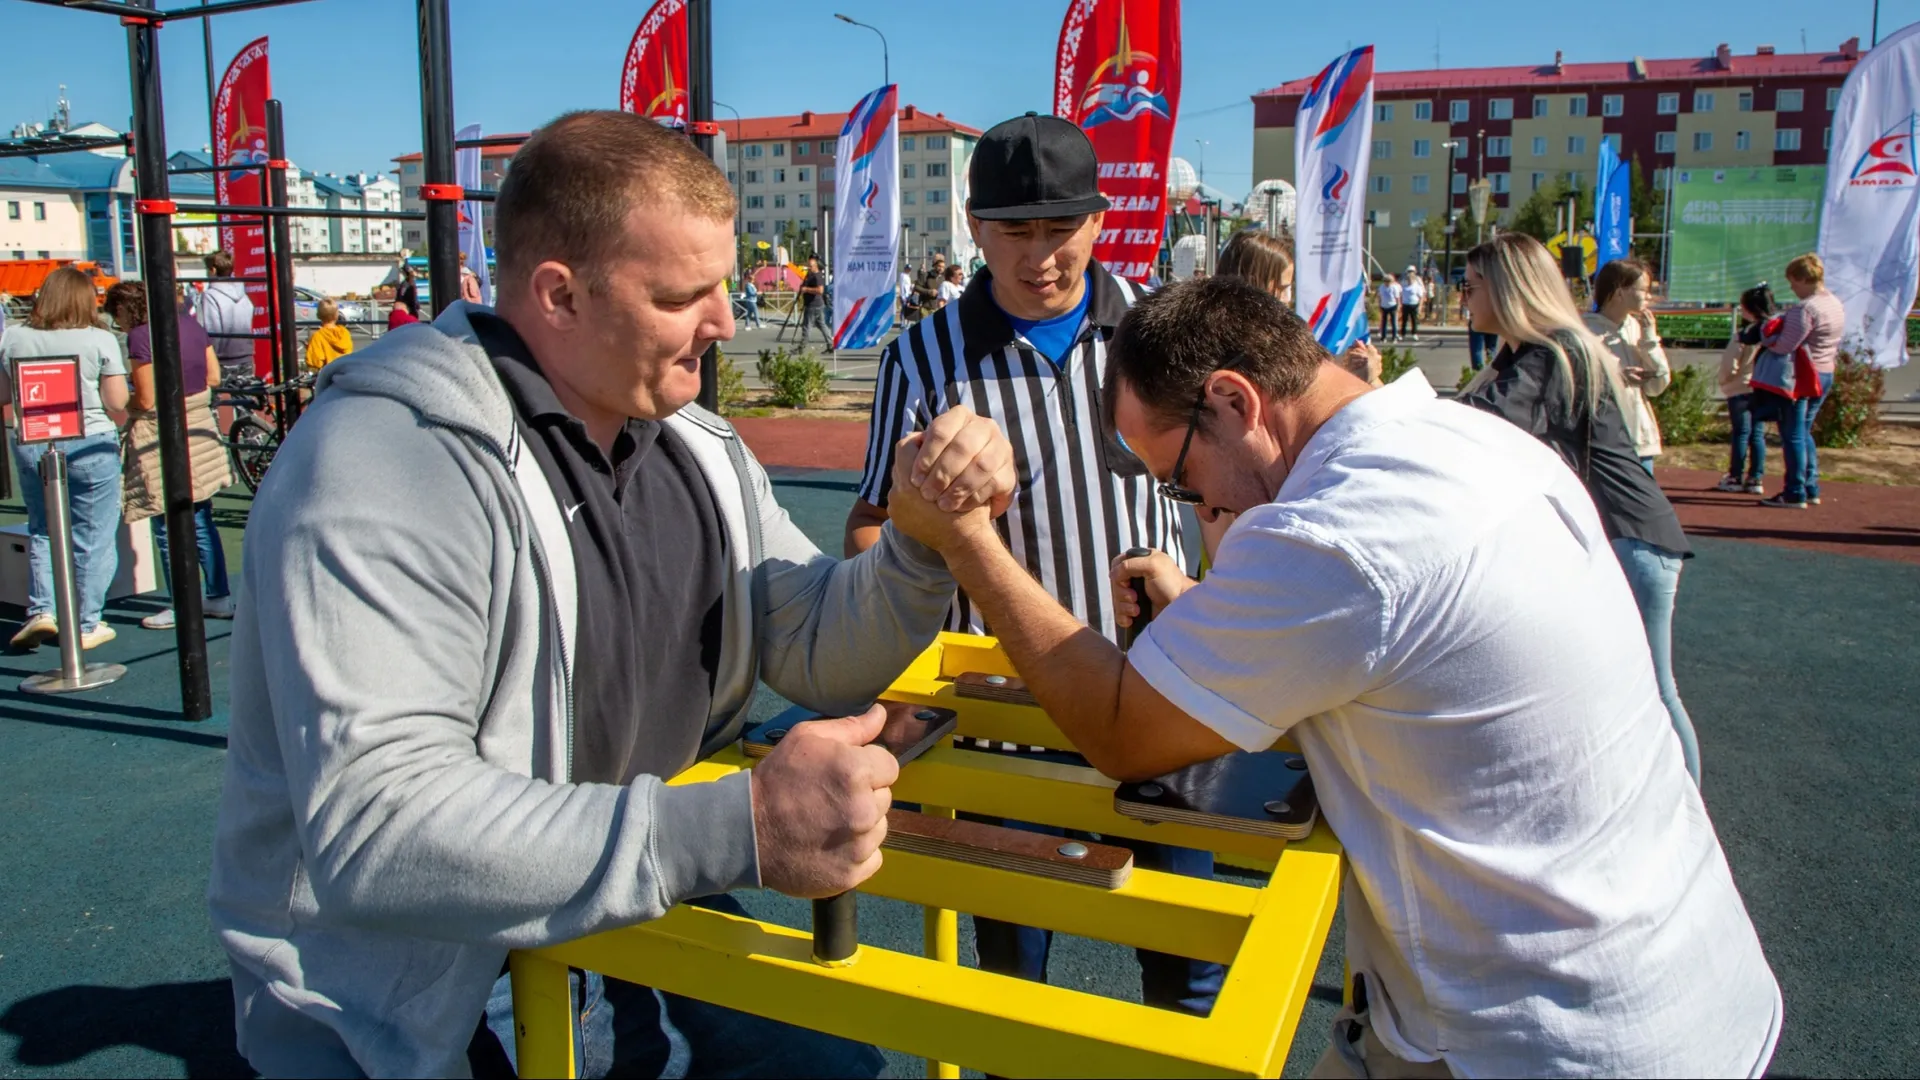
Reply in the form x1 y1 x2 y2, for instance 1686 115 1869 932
942 533 1131 773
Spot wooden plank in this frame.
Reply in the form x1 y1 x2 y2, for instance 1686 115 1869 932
952 671 1039 707
883 809 1132 889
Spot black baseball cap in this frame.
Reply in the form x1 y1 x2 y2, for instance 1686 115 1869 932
967 112 1112 221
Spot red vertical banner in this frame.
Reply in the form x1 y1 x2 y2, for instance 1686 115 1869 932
618 0 689 127
1054 0 1181 281
213 36 272 378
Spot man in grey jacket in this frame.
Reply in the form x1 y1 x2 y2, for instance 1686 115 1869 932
195 249 255 383
210 110 1014 1078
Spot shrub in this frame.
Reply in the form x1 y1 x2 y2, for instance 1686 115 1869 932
714 348 748 414
1646 363 1715 446
757 347 832 409
1378 346 1420 385
1814 347 1885 448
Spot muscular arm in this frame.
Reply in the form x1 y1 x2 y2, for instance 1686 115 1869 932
939 521 1235 781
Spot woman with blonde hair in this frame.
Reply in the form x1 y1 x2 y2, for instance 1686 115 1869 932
1457 233 1700 783
1586 258 1671 471
0 267 130 651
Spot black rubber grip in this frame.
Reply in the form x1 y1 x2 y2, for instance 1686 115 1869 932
1121 546 1154 650
812 893 858 963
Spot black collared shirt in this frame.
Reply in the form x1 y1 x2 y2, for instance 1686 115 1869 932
474 314 728 785
856 263 1186 642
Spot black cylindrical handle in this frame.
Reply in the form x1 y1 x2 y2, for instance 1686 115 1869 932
1121 545 1155 650
812 892 858 964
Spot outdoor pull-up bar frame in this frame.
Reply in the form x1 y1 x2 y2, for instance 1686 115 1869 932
4 0 465 722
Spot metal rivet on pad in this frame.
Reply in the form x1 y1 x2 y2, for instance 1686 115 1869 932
1286 758 1308 771
1264 800 1291 816
1138 783 1165 799
1057 842 1089 859
915 709 938 720
985 675 1009 686
767 728 787 742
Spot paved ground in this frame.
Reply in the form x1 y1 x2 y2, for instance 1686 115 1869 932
0 447 1915 1076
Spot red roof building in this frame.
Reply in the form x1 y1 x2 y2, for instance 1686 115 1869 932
1252 40 1862 267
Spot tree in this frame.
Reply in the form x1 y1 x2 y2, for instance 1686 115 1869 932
1508 175 1595 243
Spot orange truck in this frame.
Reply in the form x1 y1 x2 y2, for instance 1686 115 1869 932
0 259 120 305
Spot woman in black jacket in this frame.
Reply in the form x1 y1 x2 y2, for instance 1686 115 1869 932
1455 233 1700 784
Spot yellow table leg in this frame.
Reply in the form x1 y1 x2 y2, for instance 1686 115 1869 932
920 804 962 1080
509 950 577 1079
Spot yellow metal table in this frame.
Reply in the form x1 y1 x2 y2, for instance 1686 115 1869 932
509 633 1343 1078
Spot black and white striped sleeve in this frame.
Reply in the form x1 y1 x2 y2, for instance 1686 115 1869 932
855 339 922 507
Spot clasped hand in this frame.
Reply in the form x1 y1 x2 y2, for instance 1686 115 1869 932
886 407 1012 552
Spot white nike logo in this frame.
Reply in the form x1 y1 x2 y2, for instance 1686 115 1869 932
565 501 585 522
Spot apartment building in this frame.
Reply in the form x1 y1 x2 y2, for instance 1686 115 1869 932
724 106 981 265
391 150 508 254
1252 40 1863 267
1 151 137 272
310 173 405 254
395 104 982 265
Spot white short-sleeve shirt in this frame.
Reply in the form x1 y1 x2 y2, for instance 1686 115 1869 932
1130 371 1781 1078
1377 281 1401 307
1401 276 1425 304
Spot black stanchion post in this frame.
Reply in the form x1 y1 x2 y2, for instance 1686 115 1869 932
127 1 214 721
265 100 302 422
688 0 720 412
416 0 460 317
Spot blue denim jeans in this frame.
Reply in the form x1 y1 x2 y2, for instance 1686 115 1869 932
152 499 230 600
477 893 884 1079
13 432 122 632
1778 372 1835 502
1467 330 1499 370
1726 393 1769 483
1611 537 1699 784
964 811 1225 1017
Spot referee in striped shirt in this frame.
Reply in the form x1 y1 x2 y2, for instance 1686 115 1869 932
844 113 1220 1017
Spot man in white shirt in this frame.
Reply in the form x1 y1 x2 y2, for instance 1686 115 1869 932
1375 273 1400 343
1398 265 1424 341
882 275 1782 1079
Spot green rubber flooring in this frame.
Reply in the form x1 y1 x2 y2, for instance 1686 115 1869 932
0 469 1914 1077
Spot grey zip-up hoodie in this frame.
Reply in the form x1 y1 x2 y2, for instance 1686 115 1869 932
208 303 955 1078
196 279 256 365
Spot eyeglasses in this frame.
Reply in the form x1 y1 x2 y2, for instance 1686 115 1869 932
1458 279 1477 296
1155 355 1246 506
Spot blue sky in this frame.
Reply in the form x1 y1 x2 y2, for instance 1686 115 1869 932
3 0 1913 195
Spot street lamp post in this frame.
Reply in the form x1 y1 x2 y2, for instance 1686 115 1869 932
833 13 889 86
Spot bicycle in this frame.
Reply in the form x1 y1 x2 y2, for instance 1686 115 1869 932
211 370 316 494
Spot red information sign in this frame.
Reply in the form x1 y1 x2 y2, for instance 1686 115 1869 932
13 355 83 444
